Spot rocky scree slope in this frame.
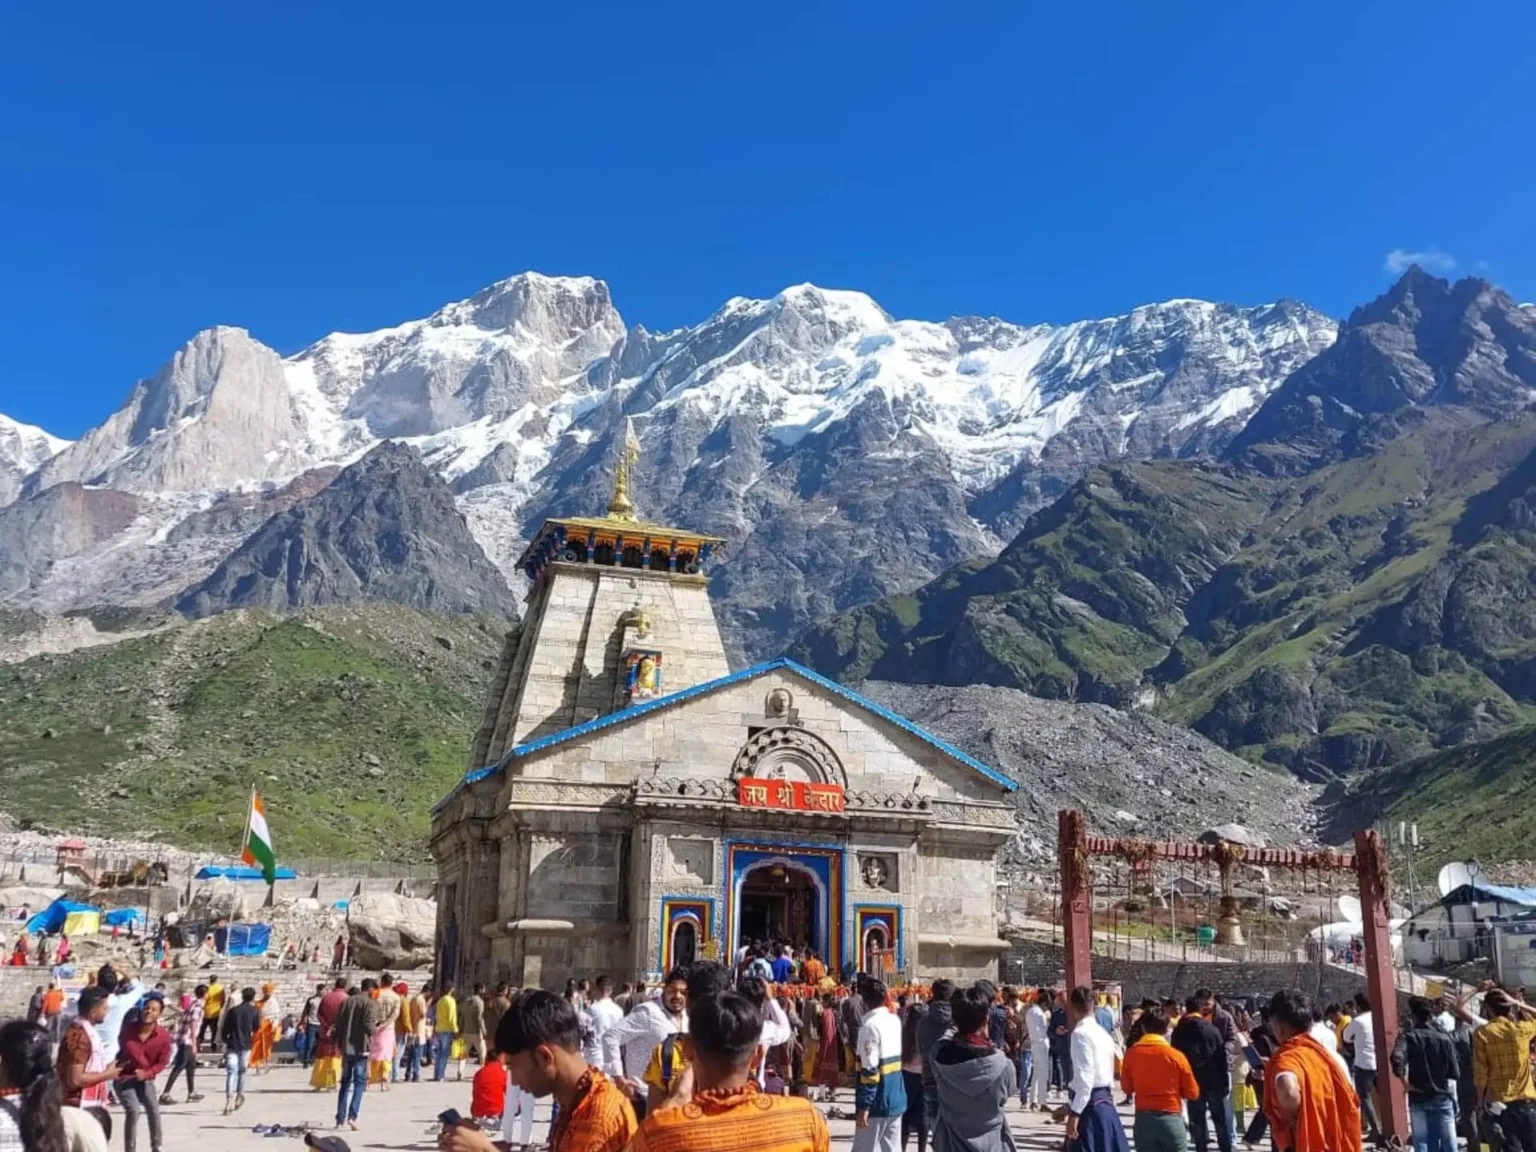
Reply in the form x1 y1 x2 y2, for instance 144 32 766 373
796 272 1536 780
0 273 1334 662
856 681 1318 864
0 605 512 860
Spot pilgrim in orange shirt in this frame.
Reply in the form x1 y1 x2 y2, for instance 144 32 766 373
1263 1032 1362 1152
627 1082 830 1152
1120 1033 1200 1114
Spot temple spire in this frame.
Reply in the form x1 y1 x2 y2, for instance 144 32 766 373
607 417 641 521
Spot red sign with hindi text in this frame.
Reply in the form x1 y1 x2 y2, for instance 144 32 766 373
737 777 846 813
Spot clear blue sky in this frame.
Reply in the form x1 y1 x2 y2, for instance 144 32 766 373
2 1 1532 437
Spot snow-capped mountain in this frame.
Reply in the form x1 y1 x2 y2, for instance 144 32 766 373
0 414 70 506
0 272 1337 661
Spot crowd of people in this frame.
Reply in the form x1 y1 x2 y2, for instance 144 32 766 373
3 951 1535 1152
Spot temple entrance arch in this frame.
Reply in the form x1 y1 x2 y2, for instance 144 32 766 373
727 844 843 973
738 861 822 956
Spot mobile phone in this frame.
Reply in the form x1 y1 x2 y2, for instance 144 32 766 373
437 1108 463 1126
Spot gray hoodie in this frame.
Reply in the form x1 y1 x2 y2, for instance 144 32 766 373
930 1038 1018 1152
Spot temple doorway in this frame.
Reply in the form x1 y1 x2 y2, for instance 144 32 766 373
670 918 699 968
862 922 893 976
737 862 821 955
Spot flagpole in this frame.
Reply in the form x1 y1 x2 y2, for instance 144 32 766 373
240 788 254 863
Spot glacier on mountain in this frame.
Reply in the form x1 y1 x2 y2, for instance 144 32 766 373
0 271 1338 660
0 414 71 507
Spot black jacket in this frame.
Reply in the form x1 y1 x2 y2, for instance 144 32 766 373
917 999 954 1096
220 1002 261 1053
1172 1014 1229 1094
1391 1024 1460 1104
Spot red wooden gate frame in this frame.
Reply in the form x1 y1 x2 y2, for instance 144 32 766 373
1057 809 1406 1143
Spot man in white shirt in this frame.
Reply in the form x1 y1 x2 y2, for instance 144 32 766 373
1065 985 1128 1152
1340 992 1382 1143
853 978 905 1152
1025 988 1052 1109
1307 1010 1354 1077
580 975 626 1075
601 966 688 1115
98 971 144 1066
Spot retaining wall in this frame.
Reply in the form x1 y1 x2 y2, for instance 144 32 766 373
1001 938 1367 1006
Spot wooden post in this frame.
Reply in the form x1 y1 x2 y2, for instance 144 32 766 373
1354 828 1408 1144
1059 809 1092 992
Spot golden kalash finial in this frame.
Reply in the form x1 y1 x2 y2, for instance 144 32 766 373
607 416 642 521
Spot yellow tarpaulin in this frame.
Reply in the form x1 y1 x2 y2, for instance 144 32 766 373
61 910 100 936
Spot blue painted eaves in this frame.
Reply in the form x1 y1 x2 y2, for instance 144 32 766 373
431 656 1016 812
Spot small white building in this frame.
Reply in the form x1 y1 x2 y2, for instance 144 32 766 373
1400 881 1536 968
1493 914 1536 989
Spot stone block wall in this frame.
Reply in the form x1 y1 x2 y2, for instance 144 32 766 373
503 565 729 748
1000 938 1367 1006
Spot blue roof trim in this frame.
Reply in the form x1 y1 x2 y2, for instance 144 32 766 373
1449 881 1536 907
431 657 1016 812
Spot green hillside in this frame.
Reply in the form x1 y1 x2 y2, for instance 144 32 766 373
0 606 511 860
1325 724 1536 869
793 411 1536 777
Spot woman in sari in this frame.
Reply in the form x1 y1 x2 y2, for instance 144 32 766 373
367 983 395 1089
814 992 842 1090
54 934 70 966
249 983 280 1070
308 980 346 1091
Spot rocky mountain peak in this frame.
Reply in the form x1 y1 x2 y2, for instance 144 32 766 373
0 415 70 507
127 326 272 438
430 272 623 343
175 440 519 620
1228 271 1536 475
29 326 310 494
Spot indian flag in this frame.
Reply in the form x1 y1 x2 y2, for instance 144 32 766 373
240 791 277 883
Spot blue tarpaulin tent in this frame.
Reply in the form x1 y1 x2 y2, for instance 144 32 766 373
195 865 297 881
215 923 272 957
25 899 101 935
101 908 144 928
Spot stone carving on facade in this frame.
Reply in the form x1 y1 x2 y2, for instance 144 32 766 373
666 838 714 884
729 726 848 788
926 800 1014 827
636 777 733 801
765 687 796 721
509 782 629 807
844 789 931 811
859 853 897 891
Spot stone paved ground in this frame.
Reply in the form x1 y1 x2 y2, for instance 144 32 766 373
145 1065 1128 1151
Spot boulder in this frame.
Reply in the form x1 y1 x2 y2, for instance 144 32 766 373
346 892 436 970
1197 823 1267 849
0 885 64 912
187 878 250 922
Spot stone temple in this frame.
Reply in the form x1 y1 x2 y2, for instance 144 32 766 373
430 436 1016 989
